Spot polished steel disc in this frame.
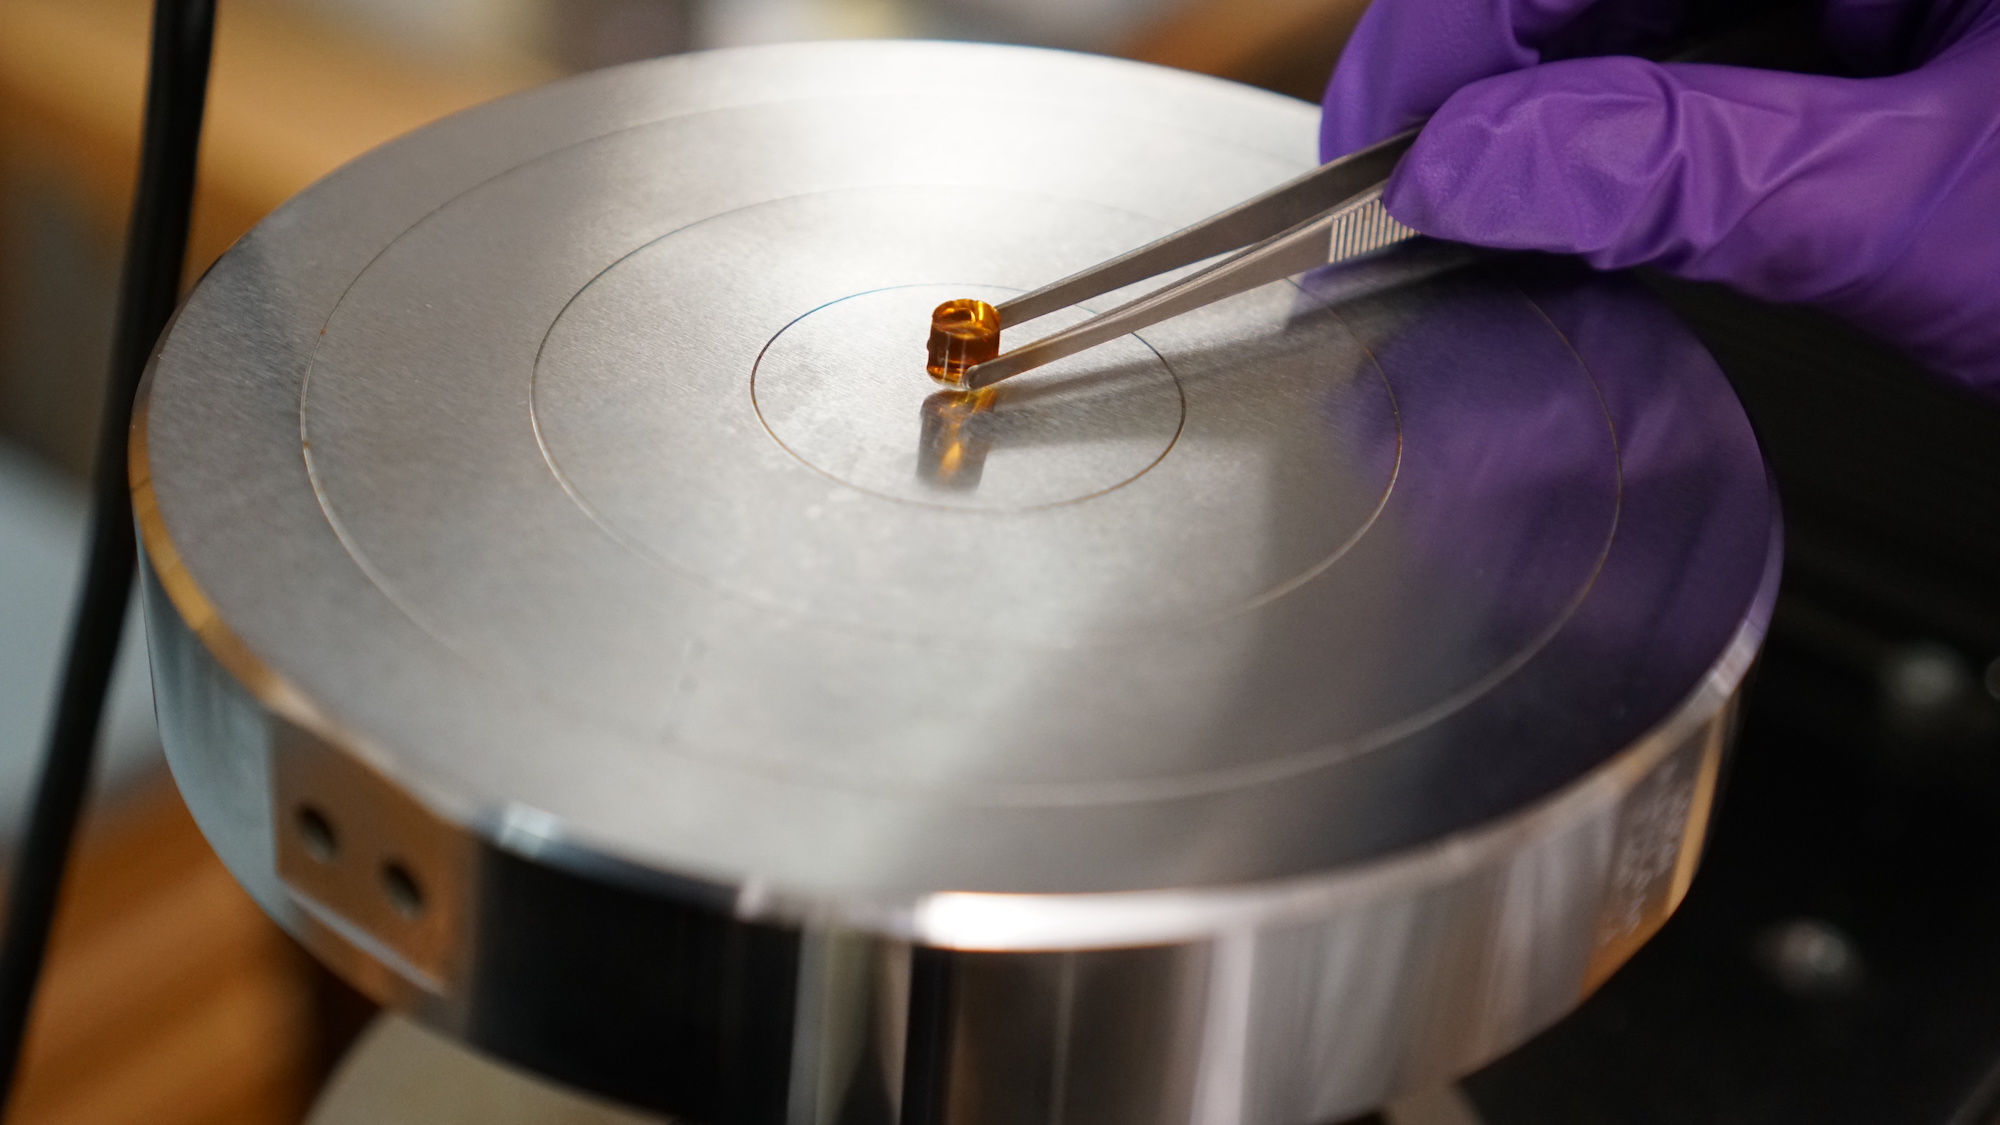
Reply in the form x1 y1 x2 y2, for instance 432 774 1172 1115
137 41 1778 1124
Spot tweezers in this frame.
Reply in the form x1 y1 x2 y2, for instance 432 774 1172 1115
959 128 1421 389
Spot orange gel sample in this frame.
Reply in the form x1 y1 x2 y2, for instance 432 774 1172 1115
926 299 1000 384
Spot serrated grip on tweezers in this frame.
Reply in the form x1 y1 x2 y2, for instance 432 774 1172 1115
963 182 1422 389
1327 186 1421 263
989 130 1417 336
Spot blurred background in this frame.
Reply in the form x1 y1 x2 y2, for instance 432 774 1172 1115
3 2 1999 1124
0 2 1359 1123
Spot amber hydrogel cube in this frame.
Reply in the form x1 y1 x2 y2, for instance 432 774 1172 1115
926 299 1001 384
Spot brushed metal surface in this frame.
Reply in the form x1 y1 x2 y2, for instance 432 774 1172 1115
133 41 1779 1123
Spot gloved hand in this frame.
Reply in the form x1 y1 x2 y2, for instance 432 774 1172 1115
1320 0 2000 393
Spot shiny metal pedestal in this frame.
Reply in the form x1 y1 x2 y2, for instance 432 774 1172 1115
136 41 1779 1125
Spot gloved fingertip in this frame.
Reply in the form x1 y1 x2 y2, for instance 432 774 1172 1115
1378 58 1694 263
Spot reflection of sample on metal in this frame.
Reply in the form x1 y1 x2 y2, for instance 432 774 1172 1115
925 299 1000 384
917 387 998 489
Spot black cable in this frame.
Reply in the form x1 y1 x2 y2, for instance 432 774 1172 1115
0 0 215 1111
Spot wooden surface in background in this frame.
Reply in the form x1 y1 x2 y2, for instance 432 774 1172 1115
0 0 548 474
8 780 321 1125
0 0 549 282
1121 0 1367 102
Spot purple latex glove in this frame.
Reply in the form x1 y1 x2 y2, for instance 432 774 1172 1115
1321 0 2000 393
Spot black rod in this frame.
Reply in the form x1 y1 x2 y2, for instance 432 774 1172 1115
0 0 215 1110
